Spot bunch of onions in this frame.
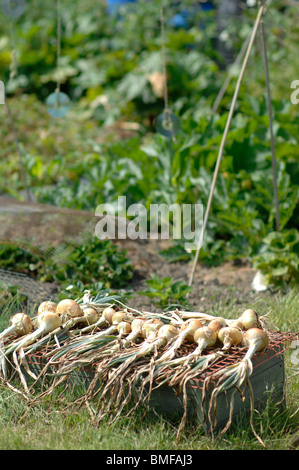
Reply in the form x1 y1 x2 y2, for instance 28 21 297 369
5 311 62 356
103 323 179 375
90 310 133 339
155 319 203 364
179 308 264 332
47 310 132 364
0 313 33 341
158 324 218 391
80 306 118 333
98 324 179 403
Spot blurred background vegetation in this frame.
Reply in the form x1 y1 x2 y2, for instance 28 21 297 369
0 0 298 289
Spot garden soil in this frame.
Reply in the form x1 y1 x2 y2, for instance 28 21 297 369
0 196 270 312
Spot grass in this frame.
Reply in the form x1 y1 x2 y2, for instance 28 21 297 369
0 287 298 450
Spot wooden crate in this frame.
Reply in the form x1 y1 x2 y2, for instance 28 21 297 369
23 330 296 433
147 343 286 433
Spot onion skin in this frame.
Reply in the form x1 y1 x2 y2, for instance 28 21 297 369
229 319 245 330
139 324 179 356
117 321 132 337
243 328 269 360
111 311 128 325
218 326 243 351
181 319 204 342
157 324 179 343
141 319 164 339
155 319 203 364
208 317 227 333
239 309 260 330
38 301 57 314
122 317 145 346
5 312 62 355
0 313 33 339
193 326 217 353
102 307 117 325
56 299 83 319
36 312 62 333
82 308 98 326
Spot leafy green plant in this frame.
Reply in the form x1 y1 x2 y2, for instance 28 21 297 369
139 274 192 309
0 235 133 290
252 229 299 288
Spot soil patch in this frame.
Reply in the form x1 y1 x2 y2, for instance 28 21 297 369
0 197 266 313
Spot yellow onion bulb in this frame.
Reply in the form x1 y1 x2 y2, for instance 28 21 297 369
239 309 260 330
193 326 217 350
208 317 227 333
102 307 117 325
218 326 243 350
111 311 127 325
82 308 98 326
157 324 179 343
38 301 57 315
117 321 132 336
56 299 83 320
4 313 33 337
122 317 145 346
141 319 164 339
37 311 62 333
181 319 203 342
130 317 146 334
243 328 269 353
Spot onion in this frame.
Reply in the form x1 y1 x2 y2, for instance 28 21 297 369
228 319 245 330
0 313 33 340
82 308 99 326
81 309 131 340
67 308 99 331
170 325 217 367
117 321 132 338
138 324 179 358
121 317 146 347
79 306 117 333
192 326 218 355
141 318 164 340
208 317 227 332
87 324 179 425
56 299 83 324
111 311 130 325
218 326 243 351
37 301 57 314
5 312 62 355
102 307 117 324
155 319 203 364
108 324 179 370
239 309 260 330
242 328 269 360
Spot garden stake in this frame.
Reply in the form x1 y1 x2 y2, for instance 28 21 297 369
188 3 265 287
258 0 280 232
